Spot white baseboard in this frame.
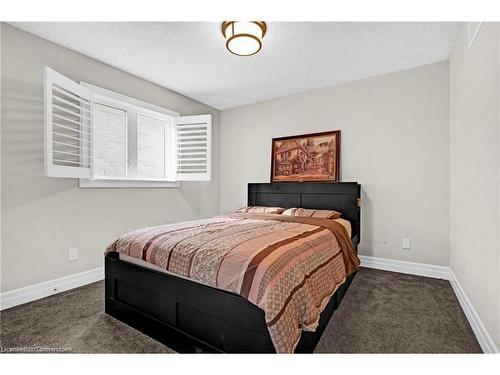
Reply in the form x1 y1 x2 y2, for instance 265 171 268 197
359 255 451 280
359 255 498 353
0 267 104 311
448 269 499 354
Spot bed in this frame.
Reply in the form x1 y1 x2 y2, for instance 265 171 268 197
105 182 361 353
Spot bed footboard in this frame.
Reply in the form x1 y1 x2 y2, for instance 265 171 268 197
105 252 275 353
105 252 356 353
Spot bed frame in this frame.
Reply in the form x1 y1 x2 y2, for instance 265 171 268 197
105 182 361 353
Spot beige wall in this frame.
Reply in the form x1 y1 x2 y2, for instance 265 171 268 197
220 62 450 266
449 22 500 349
0 24 220 292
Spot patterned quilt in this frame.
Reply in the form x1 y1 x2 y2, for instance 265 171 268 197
106 213 359 353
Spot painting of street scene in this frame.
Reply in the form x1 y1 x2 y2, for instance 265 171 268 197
271 130 340 182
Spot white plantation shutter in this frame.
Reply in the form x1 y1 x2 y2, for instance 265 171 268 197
44 67 92 178
176 114 212 181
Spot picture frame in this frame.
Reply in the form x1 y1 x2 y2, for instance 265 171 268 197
271 130 341 182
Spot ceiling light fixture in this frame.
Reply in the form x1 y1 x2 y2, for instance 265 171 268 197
221 21 267 56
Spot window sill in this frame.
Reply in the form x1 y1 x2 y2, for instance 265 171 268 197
78 179 180 189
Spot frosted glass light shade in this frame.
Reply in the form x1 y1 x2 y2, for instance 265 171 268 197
221 21 267 56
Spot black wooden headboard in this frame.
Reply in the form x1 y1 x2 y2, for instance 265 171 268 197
248 182 361 246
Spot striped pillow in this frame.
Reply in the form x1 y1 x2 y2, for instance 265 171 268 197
282 208 342 219
235 206 286 214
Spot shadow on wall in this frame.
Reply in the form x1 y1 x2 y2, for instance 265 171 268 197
359 185 374 256
2 78 76 209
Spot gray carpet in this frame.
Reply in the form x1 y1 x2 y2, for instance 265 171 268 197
0 268 481 353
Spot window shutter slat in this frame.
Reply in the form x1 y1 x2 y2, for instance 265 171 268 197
44 67 92 178
176 114 212 181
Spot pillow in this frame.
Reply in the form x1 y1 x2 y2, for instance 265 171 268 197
235 206 286 214
282 207 342 219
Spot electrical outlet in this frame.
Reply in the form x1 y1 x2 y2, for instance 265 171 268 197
402 238 411 249
68 247 78 261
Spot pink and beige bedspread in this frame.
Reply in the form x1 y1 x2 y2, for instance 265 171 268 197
106 213 359 353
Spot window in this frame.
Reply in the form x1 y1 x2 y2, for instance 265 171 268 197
43 67 212 187
92 103 127 179
136 113 168 180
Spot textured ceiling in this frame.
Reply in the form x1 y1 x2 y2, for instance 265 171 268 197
11 22 459 110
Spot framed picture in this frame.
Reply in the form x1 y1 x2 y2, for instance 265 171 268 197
271 130 341 182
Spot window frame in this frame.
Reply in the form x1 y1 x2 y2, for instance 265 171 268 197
78 82 180 189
